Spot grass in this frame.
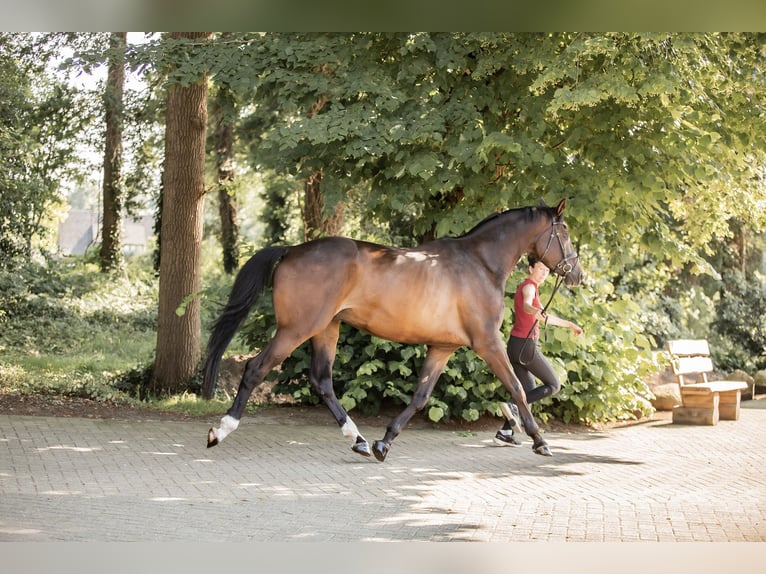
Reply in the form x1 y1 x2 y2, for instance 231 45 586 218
0 252 244 417
151 392 253 417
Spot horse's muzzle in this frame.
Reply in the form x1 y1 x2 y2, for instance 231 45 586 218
564 267 584 287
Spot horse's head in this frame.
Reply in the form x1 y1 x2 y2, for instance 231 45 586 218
534 199 583 287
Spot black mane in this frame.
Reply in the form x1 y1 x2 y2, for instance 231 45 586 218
459 205 552 238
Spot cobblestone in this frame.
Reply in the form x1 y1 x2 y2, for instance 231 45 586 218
1 402 765 541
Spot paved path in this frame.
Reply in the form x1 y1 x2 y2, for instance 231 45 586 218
1 402 765 542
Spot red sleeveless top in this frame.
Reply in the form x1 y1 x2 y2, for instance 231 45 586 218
510 278 540 339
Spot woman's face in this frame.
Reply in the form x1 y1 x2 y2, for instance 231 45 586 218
529 261 550 284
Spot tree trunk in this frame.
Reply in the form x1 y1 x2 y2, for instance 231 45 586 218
99 32 126 272
152 32 210 395
301 88 344 240
302 169 344 240
213 88 239 274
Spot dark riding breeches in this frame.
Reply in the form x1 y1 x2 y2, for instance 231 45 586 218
507 335 561 404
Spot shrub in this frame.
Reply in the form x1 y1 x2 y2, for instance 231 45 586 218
0 256 158 402
712 269 766 371
541 287 657 424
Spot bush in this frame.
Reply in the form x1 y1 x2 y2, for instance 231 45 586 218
0 255 158 402
542 287 657 424
712 269 766 371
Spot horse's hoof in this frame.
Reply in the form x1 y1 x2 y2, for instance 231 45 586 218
207 428 218 448
533 443 552 457
372 440 389 462
352 438 371 457
531 434 552 457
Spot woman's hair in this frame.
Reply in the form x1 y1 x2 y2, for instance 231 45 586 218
528 255 540 268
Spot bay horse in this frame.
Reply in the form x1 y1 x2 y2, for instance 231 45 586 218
201 199 583 460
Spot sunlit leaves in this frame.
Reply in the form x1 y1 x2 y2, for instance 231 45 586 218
1 33 100 264
220 32 766 423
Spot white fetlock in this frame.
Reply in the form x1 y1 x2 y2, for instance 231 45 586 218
341 417 360 446
215 414 240 442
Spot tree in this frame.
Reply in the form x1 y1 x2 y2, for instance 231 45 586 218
301 71 344 240
212 84 239 273
105 32 764 420
0 35 35 263
0 33 99 265
222 33 764 264
99 32 126 272
217 33 765 422
151 32 211 395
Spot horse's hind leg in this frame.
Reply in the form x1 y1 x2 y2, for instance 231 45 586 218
309 320 371 458
372 346 454 462
207 332 299 447
473 336 550 456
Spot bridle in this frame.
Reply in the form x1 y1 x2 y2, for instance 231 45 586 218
518 217 579 365
535 216 580 313
538 218 579 279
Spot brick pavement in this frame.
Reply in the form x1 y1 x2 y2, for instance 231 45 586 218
1 401 765 542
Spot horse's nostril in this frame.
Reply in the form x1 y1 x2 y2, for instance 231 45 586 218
566 270 584 287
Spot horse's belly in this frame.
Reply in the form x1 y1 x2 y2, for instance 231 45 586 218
337 299 468 347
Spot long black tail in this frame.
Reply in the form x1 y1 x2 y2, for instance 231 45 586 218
201 246 289 399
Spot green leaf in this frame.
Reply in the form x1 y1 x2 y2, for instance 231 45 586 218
175 291 202 317
428 406 445 422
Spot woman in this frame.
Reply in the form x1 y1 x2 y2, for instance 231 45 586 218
494 256 583 446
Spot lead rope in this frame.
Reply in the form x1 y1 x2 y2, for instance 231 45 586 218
518 273 565 366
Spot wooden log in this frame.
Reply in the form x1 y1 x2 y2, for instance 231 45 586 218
682 392 717 409
673 405 719 426
718 390 741 420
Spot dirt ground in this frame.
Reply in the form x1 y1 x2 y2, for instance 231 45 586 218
0 394 198 422
0 389 673 437
0 354 676 432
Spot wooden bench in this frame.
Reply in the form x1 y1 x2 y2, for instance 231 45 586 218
668 339 749 425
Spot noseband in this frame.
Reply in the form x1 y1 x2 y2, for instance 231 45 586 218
539 219 579 278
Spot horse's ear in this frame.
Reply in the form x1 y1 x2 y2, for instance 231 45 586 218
538 198 548 207
555 198 567 217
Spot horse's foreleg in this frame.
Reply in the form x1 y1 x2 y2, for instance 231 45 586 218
474 337 551 456
373 346 454 462
309 322 371 458
207 336 294 448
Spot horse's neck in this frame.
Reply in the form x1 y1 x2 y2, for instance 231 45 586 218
465 213 548 282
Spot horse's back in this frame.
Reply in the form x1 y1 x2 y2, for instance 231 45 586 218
270 235 500 346
348 239 500 345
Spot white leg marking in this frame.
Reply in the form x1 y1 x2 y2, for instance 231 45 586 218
214 415 240 442
341 418 360 444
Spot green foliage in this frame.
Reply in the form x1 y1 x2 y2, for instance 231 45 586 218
1 366 130 403
199 32 766 262
712 270 766 371
1 33 102 264
0 255 158 401
152 392 243 417
542 288 657 424
0 252 257 416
